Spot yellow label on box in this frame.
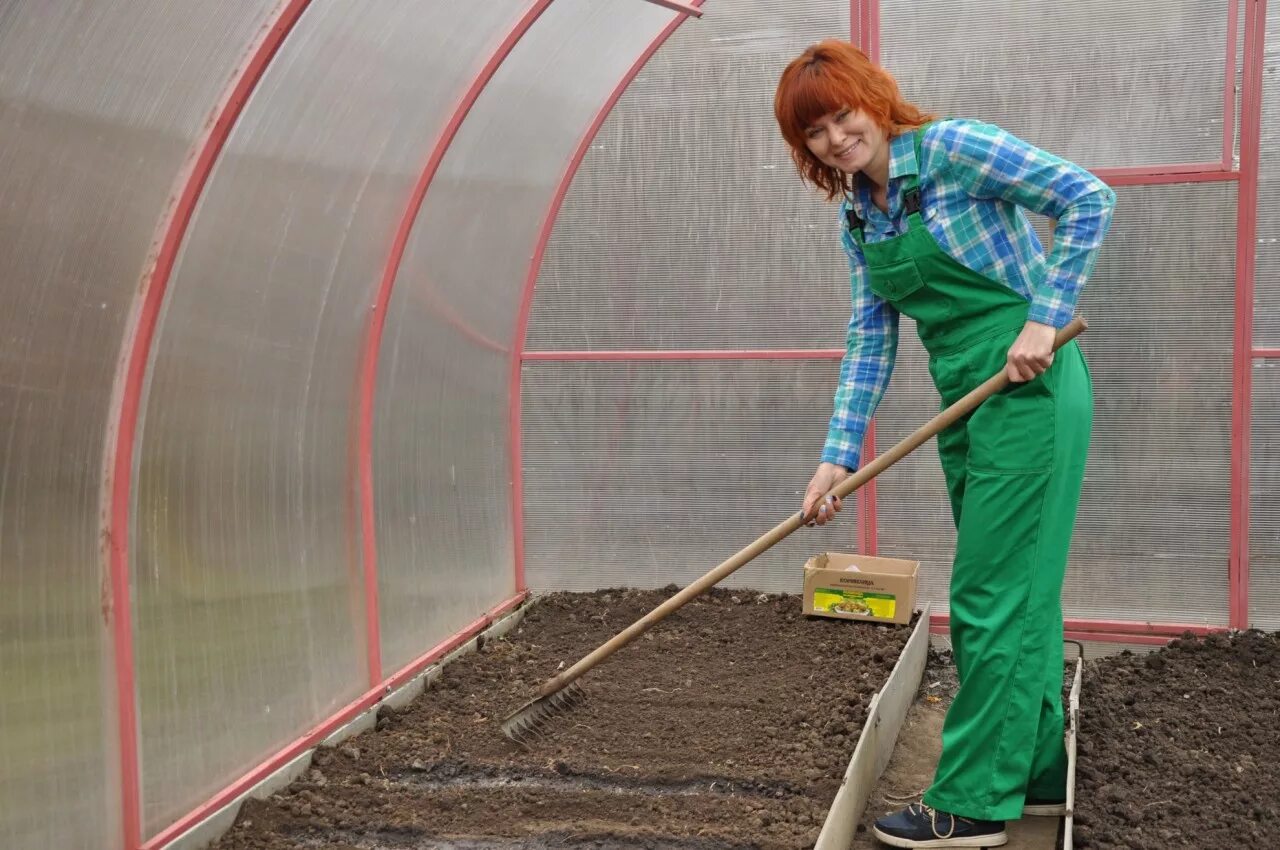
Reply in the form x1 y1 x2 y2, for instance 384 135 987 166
814 587 896 619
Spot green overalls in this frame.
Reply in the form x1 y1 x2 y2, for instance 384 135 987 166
846 126 1093 821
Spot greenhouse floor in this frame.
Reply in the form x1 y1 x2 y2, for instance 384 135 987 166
1075 631 1280 850
849 654 1061 850
211 589 915 849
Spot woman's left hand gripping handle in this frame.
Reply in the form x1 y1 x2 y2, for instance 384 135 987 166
802 461 851 527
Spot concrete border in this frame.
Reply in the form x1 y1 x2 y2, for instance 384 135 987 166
815 602 932 849
164 598 536 850
1063 655 1083 850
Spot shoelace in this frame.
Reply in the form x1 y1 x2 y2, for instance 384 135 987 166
907 803 973 839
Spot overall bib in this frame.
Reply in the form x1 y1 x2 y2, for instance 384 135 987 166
846 127 1093 821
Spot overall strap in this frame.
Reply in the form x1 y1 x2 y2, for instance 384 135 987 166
845 200 866 246
902 122 935 219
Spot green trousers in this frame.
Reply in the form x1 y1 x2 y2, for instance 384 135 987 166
921 330 1092 820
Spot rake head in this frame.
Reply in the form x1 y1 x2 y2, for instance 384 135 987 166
500 681 587 745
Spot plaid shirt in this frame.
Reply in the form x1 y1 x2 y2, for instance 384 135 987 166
822 119 1115 471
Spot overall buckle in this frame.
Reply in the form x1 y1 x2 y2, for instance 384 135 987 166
845 206 864 236
903 188 922 216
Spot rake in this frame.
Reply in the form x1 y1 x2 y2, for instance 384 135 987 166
501 317 1088 744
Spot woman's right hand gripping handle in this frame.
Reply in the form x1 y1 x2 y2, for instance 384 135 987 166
802 461 851 527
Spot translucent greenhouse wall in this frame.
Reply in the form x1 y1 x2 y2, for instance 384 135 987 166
524 0 1277 639
0 1 1273 849
0 1 695 847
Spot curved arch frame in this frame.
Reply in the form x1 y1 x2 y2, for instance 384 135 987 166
354 0 554 689
100 3 316 847
508 0 707 592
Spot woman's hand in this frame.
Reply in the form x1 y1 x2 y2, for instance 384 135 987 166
802 462 851 526
1006 321 1057 382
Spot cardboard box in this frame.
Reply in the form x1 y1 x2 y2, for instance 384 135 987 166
803 552 919 625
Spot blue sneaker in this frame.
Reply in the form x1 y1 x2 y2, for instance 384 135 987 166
872 803 1008 848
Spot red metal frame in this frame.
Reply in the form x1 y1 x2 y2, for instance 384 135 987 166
140 591 527 850
1095 165 1239 186
1229 0 1268 629
356 0 552 689
844 0 1260 633
859 424 878 554
522 348 843 361
100 2 316 847
509 1 706 594
1225 0 1242 168
931 616 1230 649
97 2 1270 848
638 0 703 17
865 0 881 62
931 612 1226 637
928 623 1204 647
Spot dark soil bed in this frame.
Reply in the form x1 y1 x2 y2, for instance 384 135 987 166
213 588 915 850
1075 630 1280 850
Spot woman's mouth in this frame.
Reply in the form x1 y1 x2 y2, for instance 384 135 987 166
835 140 860 160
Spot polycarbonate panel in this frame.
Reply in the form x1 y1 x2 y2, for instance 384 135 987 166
869 327 956 609
881 0 1231 169
521 360 858 592
375 0 677 671
877 183 1237 623
0 2 282 849
1256 2 1280 346
1251 361 1280 629
132 0 528 835
528 0 853 352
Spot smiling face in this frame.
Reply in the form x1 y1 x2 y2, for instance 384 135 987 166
803 106 889 179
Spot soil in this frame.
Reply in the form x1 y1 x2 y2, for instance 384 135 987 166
1075 631 1280 850
212 588 915 850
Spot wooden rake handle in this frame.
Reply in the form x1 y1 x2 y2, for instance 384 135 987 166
537 317 1088 698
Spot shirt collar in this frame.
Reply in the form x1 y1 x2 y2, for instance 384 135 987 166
844 132 918 223
888 130 919 180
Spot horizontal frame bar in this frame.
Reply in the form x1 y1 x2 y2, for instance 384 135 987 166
1062 631 1186 646
142 592 528 850
524 340 1280 363
1095 164 1239 186
930 612 1226 638
523 348 845 361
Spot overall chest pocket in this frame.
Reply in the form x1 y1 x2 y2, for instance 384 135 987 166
867 256 927 302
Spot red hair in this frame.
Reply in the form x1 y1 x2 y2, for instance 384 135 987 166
774 40 934 200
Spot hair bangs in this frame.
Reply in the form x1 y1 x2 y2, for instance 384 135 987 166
779 65 854 141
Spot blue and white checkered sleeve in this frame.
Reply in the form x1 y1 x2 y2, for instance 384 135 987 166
937 120 1116 329
822 231 899 471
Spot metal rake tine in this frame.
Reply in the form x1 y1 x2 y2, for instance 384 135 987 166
500 678 589 745
523 718 552 741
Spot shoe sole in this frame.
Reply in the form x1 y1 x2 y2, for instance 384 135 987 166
871 826 1009 848
1022 803 1067 817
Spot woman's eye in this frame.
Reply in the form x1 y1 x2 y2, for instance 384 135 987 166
806 128 822 139
836 110 850 121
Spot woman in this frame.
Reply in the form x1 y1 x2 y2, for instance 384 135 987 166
774 41 1114 849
